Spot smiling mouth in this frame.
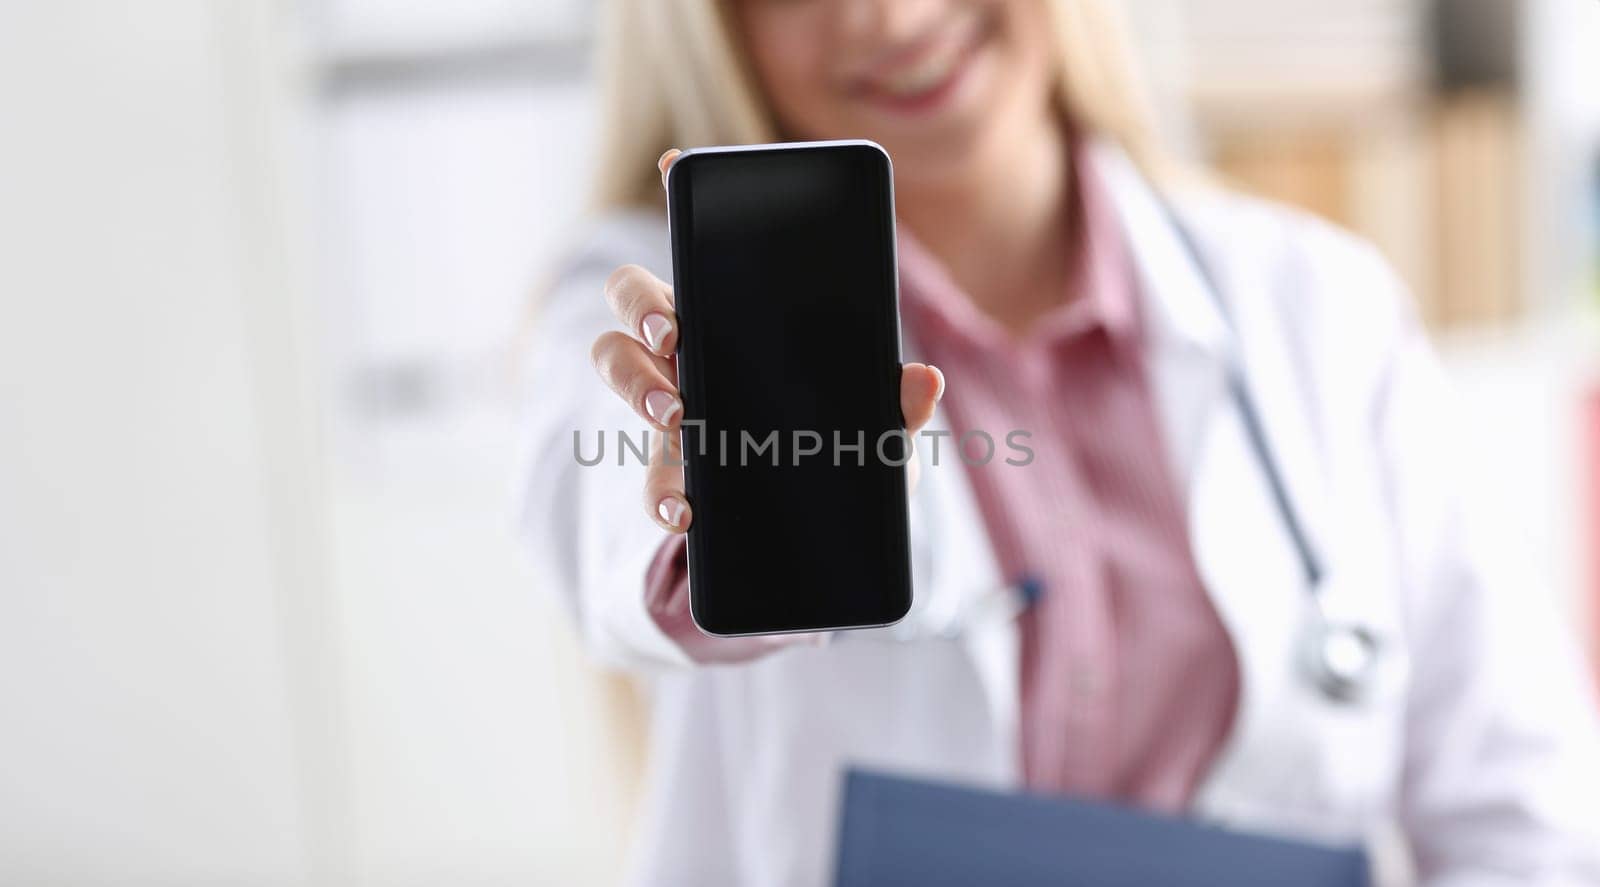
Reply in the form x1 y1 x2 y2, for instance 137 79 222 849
851 12 992 110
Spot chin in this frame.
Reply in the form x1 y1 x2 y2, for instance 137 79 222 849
873 99 1016 179
878 127 985 183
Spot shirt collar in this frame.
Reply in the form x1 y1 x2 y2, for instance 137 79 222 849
1083 139 1230 360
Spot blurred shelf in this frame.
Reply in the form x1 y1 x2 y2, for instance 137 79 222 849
308 0 594 96
1198 88 1526 334
1188 80 1426 129
1177 0 1427 124
315 33 590 96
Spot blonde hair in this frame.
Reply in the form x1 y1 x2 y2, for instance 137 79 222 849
592 0 1163 211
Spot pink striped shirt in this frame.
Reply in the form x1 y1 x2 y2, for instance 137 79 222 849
644 145 1239 810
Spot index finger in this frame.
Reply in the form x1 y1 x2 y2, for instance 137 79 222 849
604 264 677 356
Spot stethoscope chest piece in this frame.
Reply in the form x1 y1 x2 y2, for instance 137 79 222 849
1300 616 1382 705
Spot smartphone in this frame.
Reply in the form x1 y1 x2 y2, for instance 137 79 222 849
666 140 913 636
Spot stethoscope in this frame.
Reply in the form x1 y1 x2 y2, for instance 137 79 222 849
924 197 1384 706
1159 196 1383 705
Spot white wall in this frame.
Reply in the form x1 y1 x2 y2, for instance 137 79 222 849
315 75 637 886
0 2 326 884
0 2 636 885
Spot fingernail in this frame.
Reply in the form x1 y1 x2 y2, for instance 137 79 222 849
929 365 946 401
644 390 680 427
641 312 674 353
657 496 687 528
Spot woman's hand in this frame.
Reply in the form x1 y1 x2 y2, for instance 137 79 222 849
589 149 945 535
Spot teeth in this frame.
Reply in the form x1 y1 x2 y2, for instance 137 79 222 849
878 40 962 97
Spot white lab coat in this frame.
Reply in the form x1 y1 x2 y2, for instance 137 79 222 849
519 143 1600 886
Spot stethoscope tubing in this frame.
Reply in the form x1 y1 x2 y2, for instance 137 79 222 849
908 187 1381 704
1155 196 1326 589
1153 191 1382 704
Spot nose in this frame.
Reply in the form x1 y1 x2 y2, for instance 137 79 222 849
838 0 947 45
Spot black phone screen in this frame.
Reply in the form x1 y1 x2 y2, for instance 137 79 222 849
666 141 912 636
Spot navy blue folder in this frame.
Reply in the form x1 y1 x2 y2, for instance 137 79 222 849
835 770 1369 887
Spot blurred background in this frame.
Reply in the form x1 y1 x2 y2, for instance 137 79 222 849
2 1 1599 884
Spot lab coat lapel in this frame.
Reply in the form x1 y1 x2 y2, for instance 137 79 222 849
899 335 1019 775
1089 144 1231 485
1093 144 1327 819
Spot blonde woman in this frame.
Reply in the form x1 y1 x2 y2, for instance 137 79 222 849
520 1 1600 884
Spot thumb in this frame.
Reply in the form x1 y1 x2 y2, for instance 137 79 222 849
900 363 944 432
